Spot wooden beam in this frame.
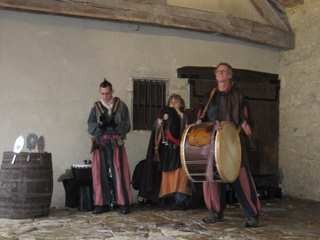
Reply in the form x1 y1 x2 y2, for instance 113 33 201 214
268 0 293 32
0 0 294 49
127 0 167 4
250 0 289 31
279 0 304 8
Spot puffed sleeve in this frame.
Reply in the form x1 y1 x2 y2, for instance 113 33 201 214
116 102 131 139
87 106 103 137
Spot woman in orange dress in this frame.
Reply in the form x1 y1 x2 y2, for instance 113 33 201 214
157 94 191 209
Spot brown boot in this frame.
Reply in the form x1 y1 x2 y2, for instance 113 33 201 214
202 211 224 224
92 206 109 214
119 205 130 215
244 216 259 228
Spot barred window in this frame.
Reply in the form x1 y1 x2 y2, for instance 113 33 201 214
133 79 166 130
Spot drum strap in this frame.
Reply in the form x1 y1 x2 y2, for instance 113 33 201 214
199 88 216 119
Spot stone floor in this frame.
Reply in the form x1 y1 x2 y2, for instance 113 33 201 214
0 198 319 240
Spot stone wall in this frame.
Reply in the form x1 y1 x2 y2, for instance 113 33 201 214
0 9 280 207
279 0 320 201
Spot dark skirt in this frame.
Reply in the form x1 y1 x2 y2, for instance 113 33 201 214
159 143 181 172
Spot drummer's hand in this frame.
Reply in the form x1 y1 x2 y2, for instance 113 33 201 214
241 121 252 137
214 121 222 130
196 119 202 124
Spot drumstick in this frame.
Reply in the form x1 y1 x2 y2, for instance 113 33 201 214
199 88 217 120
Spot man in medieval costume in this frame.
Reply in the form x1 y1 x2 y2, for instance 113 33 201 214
88 79 133 214
201 63 261 227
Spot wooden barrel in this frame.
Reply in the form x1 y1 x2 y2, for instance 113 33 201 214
0 152 53 219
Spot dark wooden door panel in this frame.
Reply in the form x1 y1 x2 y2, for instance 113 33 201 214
248 101 279 175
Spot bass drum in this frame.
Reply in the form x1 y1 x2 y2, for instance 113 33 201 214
180 121 241 183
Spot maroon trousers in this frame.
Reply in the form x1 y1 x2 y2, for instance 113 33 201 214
91 134 133 207
203 167 261 218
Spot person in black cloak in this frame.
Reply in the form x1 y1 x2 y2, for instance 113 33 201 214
133 94 191 208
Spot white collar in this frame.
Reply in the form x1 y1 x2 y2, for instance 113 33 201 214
100 98 114 112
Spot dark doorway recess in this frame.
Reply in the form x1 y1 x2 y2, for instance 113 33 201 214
178 66 281 200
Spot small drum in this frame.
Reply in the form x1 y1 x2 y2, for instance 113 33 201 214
71 162 92 185
180 121 241 183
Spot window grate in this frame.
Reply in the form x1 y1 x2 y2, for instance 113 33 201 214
133 79 166 130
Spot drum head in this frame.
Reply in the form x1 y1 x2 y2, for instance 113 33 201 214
215 122 241 183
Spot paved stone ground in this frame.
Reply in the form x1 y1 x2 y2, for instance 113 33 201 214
0 198 319 240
